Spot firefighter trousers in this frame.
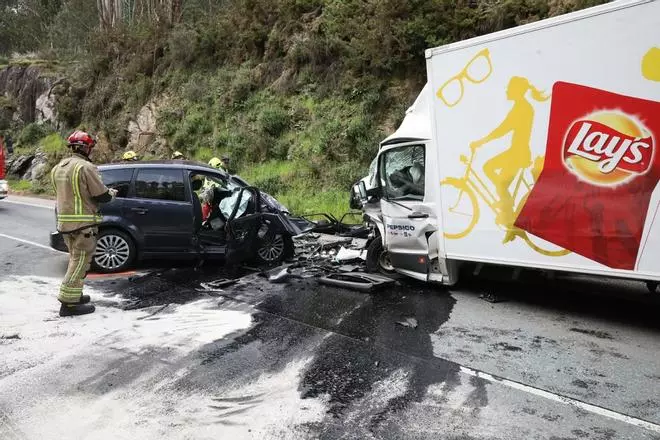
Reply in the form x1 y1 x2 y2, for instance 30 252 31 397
58 228 97 304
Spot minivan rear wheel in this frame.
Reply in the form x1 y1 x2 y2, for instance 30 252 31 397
93 228 136 273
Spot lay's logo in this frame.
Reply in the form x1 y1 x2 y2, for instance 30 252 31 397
563 110 654 186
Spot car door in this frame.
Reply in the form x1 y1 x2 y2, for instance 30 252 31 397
378 143 438 279
126 167 195 252
99 167 135 219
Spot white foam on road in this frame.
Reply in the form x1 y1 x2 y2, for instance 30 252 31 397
0 276 337 440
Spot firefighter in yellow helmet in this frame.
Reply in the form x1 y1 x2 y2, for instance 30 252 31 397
51 131 117 317
204 157 228 190
122 150 139 161
208 156 226 172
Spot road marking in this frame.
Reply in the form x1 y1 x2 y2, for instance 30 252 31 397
1 199 54 209
0 233 64 253
459 366 660 434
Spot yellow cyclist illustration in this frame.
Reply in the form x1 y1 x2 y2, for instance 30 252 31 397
642 47 660 82
469 76 549 241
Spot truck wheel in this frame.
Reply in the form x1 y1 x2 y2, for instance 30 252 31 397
255 234 294 265
92 228 136 273
366 238 396 275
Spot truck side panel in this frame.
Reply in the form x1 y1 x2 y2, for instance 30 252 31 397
427 0 660 280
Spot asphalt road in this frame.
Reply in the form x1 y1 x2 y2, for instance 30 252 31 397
1 195 659 440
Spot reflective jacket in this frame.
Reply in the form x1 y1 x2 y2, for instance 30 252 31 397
51 153 108 232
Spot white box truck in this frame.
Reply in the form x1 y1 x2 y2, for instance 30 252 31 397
355 0 660 289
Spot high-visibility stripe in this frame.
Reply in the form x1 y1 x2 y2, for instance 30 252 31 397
60 287 83 294
57 214 102 222
58 291 82 302
72 163 83 215
50 167 56 192
73 250 87 281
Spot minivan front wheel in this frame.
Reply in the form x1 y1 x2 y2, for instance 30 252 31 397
255 234 294 265
93 228 136 273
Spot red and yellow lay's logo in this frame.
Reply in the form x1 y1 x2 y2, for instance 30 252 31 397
563 111 655 186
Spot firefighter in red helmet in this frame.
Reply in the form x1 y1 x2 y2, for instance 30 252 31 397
51 131 117 316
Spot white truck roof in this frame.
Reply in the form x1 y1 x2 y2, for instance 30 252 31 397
380 83 432 146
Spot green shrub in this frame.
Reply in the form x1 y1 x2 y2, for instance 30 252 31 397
258 105 290 137
252 176 290 196
18 123 51 146
8 179 32 192
40 133 67 154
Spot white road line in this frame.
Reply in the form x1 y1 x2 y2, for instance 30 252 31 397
0 233 63 253
1 199 54 209
459 366 660 434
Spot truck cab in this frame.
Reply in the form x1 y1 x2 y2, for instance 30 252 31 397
356 84 458 284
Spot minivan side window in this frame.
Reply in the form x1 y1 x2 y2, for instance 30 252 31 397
100 169 133 198
135 168 186 202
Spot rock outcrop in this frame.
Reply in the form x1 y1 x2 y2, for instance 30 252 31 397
126 96 169 154
0 65 54 125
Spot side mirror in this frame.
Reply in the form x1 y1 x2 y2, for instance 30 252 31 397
357 181 368 200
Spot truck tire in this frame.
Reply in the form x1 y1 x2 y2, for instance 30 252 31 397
92 228 137 273
366 238 396 275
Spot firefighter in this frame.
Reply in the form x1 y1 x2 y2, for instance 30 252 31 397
208 156 227 172
171 151 185 160
122 150 139 161
51 131 117 317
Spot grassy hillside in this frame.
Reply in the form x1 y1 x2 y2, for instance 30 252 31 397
2 0 608 215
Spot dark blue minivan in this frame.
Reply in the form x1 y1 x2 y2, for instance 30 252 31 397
50 160 305 273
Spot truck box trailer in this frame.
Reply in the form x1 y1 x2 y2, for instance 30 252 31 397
356 0 660 287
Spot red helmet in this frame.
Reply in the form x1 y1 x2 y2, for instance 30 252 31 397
67 130 96 149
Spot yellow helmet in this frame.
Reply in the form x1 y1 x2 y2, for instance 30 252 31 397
172 151 184 159
122 150 138 161
208 156 225 170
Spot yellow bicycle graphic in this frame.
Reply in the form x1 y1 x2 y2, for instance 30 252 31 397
440 150 571 257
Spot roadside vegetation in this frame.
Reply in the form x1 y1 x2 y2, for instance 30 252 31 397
1 0 607 215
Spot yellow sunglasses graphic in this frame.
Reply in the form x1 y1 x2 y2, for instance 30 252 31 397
436 48 493 107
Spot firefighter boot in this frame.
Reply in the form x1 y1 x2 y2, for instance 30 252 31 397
59 303 96 317
78 295 91 304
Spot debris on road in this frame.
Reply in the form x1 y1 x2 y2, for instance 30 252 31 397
0 334 21 340
199 226 396 293
335 246 366 262
198 278 239 293
337 264 361 273
319 272 395 292
396 317 418 329
268 267 302 284
479 292 503 303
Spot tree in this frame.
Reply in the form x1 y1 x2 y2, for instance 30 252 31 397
97 0 181 30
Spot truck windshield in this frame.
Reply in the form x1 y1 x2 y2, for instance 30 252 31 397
380 144 425 201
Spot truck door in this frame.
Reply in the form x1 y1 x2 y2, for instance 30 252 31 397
378 143 437 280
